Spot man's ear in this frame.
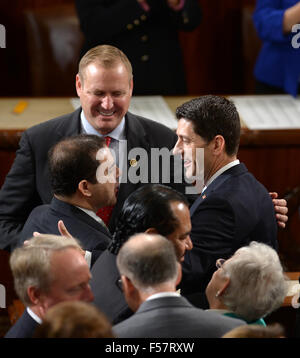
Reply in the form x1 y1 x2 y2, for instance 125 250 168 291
213 135 225 155
78 180 92 197
121 275 135 296
75 73 83 97
27 286 42 305
175 262 182 287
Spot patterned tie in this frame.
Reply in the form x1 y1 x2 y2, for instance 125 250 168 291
96 136 114 226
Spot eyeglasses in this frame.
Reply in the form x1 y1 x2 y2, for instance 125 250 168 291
216 258 226 269
116 278 123 291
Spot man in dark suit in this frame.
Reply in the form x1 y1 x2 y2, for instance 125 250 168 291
173 95 280 300
5 235 94 338
113 233 245 338
0 45 185 251
90 184 193 324
19 134 117 265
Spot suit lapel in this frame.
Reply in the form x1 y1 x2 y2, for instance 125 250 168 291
51 197 111 237
190 163 248 217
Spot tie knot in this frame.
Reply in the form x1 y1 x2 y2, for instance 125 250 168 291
105 136 112 147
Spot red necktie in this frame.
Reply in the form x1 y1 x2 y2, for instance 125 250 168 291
96 136 114 226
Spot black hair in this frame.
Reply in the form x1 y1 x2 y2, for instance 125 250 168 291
176 95 240 155
109 184 189 254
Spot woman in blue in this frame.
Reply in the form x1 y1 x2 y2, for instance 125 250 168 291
253 0 300 96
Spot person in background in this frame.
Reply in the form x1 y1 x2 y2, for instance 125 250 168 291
4 235 94 338
206 241 288 326
75 0 202 95
253 0 300 96
113 233 245 338
34 301 115 338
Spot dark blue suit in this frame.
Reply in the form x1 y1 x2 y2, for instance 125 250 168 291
181 163 278 297
20 197 111 265
4 309 38 338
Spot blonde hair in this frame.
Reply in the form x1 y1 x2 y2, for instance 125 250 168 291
34 301 115 338
10 235 82 305
78 44 133 83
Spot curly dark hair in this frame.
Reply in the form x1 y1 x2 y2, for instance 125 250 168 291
108 184 189 254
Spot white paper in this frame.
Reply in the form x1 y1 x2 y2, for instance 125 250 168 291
70 96 177 130
230 95 300 130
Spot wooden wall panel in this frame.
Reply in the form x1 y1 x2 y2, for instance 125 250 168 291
0 0 258 96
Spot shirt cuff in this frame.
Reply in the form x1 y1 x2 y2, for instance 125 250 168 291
168 0 185 11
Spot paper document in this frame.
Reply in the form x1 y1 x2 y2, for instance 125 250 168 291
230 95 300 130
70 96 177 130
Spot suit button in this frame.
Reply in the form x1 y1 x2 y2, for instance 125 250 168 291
141 35 148 42
140 14 147 21
134 19 140 26
141 55 149 62
126 24 133 30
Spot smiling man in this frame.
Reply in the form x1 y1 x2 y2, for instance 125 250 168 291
0 45 186 251
173 95 282 304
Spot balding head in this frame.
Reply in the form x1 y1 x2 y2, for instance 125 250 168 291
116 233 179 292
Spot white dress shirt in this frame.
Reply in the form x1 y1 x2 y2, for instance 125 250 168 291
202 159 240 193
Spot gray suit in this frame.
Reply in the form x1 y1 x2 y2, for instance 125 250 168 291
113 295 245 338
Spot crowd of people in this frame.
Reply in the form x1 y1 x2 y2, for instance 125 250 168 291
0 3 295 336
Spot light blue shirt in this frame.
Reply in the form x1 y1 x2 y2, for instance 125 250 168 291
80 110 126 168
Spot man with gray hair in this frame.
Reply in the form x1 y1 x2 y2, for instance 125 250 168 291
206 241 288 325
5 235 94 338
113 233 245 338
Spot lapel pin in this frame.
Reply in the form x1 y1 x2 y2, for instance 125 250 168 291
202 194 206 200
129 159 138 167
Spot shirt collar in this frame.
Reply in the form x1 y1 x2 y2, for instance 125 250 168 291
80 110 126 141
27 307 42 324
146 291 180 301
75 206 108 229
203 159 240 193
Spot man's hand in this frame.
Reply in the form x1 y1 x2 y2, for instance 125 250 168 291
57 220 73 238
269 192 288 229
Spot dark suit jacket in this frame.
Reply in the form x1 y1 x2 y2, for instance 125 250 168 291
19 197 111 265
181 163 278 298
0 109 185 251
112 295 245 338
4 309 38 338
90 250 133 324
75 0 201 95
